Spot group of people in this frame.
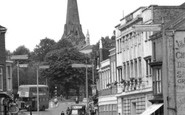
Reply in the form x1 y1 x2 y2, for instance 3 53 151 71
61 107 71 115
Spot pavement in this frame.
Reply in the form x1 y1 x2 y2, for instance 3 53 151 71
16 100 60 115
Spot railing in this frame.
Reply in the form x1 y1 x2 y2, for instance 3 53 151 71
119 77 145 92
98 77 152 96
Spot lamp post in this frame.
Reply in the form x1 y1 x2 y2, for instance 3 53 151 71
72 64 92 108
36 65 49 114
10 55 28 88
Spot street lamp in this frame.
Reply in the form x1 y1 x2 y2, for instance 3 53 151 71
72 63 92 108
36 65 49 114
10 55 28 88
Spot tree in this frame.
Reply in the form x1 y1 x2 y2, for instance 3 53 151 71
13 45 30 55
51 39 74 50
43 45 92 98
32 37 56 62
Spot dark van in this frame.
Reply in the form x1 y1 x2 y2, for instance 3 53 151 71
70 105 86 115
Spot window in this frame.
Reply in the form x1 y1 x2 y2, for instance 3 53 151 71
127 63 130 79
153 68 162 95
138 59 142 77
113 104 117 111
0 66 3 91
118 68 122 83
123 64 126 79
153 42 156 61
145 58 152 77
131 102 136 115
131 62 133 77
134 60 137 78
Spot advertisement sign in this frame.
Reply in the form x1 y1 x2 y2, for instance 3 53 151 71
175 31 185 114
91 85 97 96
17 91 29 97
132 24 161 32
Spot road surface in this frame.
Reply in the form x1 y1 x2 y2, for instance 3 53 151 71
19 101 82 115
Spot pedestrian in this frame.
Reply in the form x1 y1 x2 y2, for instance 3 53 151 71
66 107 71 115
61 111 65 115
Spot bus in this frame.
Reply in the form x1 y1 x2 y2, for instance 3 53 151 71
17 85 49 111
70 104 86 115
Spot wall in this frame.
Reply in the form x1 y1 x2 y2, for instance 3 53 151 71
0 29 6 91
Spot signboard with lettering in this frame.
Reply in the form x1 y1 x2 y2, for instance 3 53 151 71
175 31 185 114
10 55 28 60
32 92 46 96
17 91 29 97
71 105 84 109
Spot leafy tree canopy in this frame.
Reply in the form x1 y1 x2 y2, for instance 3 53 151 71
43 40 92 97
13 45 30 55
32 37 56 62
51 39 74 50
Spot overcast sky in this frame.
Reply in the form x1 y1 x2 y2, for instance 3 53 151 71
0 0 184 52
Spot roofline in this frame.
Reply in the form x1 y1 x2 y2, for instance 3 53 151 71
120 7 146 21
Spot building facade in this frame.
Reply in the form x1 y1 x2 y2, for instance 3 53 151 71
0 26 7 92
115 7 153 115
98 47 117 115
0 26 15 115
150 11 185 115
114 3 185 115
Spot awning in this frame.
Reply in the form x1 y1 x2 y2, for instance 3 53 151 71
140 103 163 115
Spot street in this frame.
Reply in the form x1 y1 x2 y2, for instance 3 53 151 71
18 101 78 115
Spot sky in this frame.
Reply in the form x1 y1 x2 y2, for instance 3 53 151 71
0 0 184 52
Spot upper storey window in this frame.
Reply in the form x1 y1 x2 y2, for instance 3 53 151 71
125 14 133 23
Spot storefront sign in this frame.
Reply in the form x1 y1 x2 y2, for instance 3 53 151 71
175 31 185 114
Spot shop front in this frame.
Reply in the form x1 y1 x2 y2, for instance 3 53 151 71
0 92 18 115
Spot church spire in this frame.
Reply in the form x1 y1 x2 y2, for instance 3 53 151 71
62 0 86 49
66 0 80 24
85 30 90 46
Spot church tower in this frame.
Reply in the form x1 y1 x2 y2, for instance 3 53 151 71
62 0 86 49
85 30 90 46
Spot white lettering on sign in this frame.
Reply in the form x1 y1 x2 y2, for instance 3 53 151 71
71 106 83 109
32 93 46 96
175 31 185 114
